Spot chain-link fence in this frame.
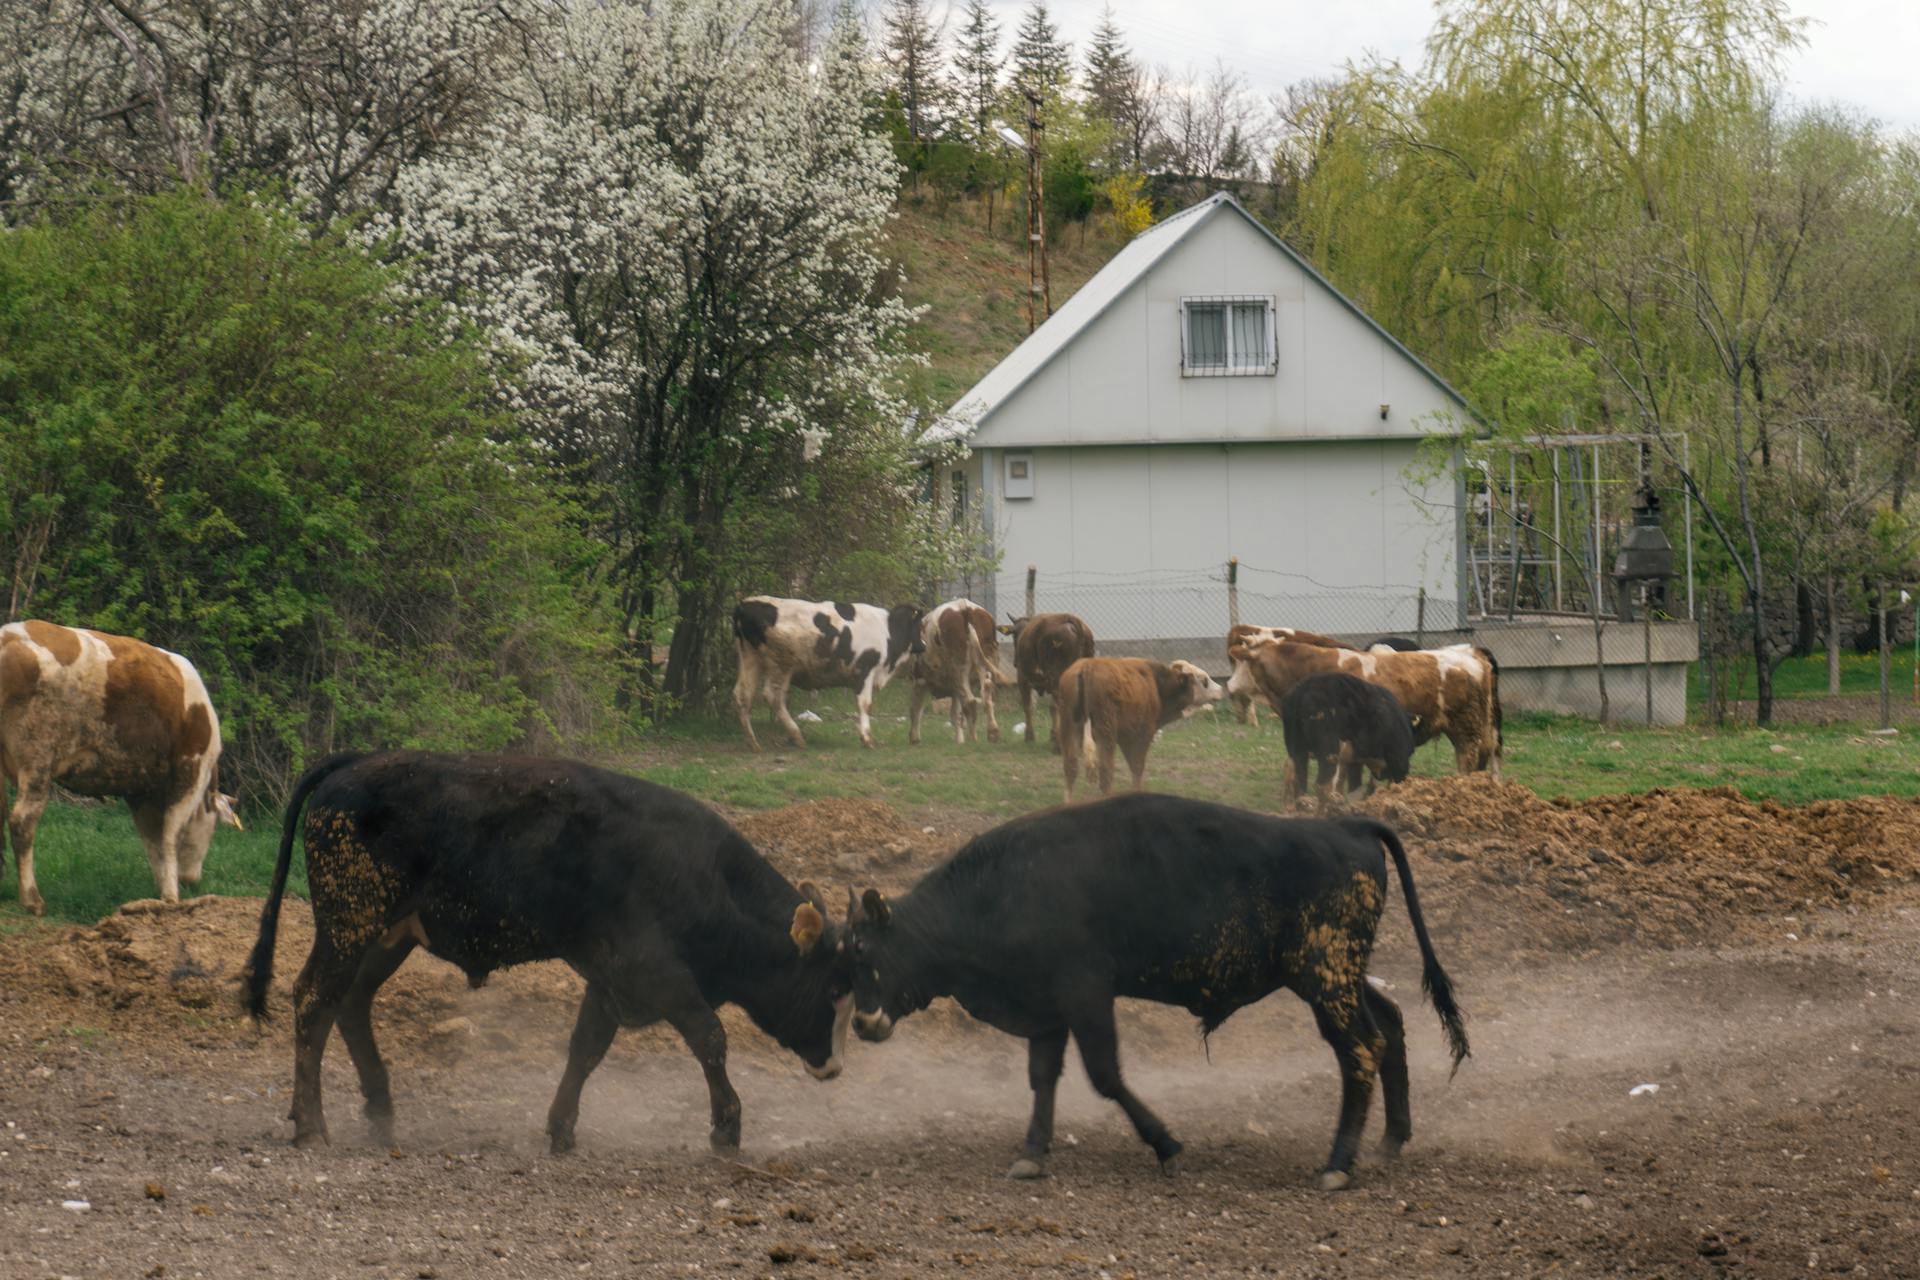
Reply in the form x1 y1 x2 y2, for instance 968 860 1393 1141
995 562 1464 675
989 557 1696 727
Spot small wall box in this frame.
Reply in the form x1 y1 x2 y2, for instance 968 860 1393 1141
1005 453 1035 499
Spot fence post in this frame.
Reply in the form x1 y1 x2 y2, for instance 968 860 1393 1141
1879 587 1891 730
1416 588 1426 646
1227 557 1240 629
1644 594 1654 726
1025 564 1036 616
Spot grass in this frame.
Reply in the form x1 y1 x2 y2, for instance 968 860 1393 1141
1690 649 1920 706
6 681 1916 928
0 801 295 929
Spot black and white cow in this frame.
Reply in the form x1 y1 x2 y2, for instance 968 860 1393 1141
1280 671 1416 804
847 794 1468 1190
243 752 853 1154
732 597 925 750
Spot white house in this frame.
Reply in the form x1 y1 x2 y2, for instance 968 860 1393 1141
934 192 1473 661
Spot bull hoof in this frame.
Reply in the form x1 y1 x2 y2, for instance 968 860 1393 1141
1318 1169 1352 1192
1379 1136 1406 1160
291 1130 329 1150
548 1129 576 1155
1006 1157 1049 1180
23 896 45 918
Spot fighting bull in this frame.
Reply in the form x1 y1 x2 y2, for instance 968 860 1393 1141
846 794 1469 1190
243 752 852 1154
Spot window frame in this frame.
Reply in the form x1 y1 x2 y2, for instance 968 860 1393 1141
1179 294 1277 378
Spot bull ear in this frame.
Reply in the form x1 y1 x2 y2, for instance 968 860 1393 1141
215 793 244 831
790 902 825 955
845 886 860 925
798 879 830 917
996 624 1014 635
861 887 891 928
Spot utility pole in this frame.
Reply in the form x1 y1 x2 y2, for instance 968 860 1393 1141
1022 84 1051 331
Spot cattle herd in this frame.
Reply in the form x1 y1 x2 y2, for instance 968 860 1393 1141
0 603 1506 1193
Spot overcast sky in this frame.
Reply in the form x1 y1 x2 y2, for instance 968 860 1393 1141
968 0 1920 134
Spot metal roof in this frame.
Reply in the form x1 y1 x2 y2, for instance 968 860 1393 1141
931 191 1478 444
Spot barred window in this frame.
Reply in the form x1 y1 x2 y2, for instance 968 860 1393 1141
1181 296 1276 376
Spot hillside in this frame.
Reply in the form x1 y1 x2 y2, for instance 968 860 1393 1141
885 195 1132 413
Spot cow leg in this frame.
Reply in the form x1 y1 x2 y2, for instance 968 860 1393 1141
1094 732 1119 796
6 771 49 916
1449 729 1477 775
288 939 359 1148
1234 690 1259 728
1068 996 1182 1171
1020 682 1036 745
546 981 620 1154
768 672 807 749
1008 1028 1069 1180
733 651 764 752
665 999 743 1154
335 937 416 1148
854 677 879 750
1059 704 1082 803
1310 992 1387 1190
1119 731 1151 792
908 681 928 745
137 802 188 904
1282 754 1304 806
982 676 1002 743
1364 985 1412 1158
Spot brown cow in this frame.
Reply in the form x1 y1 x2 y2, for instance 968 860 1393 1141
909 599 1017 745
1228 637 1502 776
999 612 1096 752
1055 657 1224 801
0 621 241 915
1224 625 1357 726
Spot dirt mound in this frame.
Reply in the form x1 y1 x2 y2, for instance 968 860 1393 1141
1359 775 1920 950
734 797 932 890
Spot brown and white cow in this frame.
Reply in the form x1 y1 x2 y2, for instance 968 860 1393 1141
0 621 241 915
731 597 925 751
1228 637 1503 776
909 600 1017 745
1055 656 1224 801
999 612 1097 752
1223 625 1358 726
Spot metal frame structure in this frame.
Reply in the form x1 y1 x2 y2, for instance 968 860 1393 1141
1467 432 1695 622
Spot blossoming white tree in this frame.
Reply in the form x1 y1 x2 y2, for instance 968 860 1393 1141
378 0 917 702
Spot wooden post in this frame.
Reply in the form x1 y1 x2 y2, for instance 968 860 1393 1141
1022 86 1049 332
1643 590 1654 726
1416 587 1426 646
1227 557 1240 629
1879 588 1891 730
1025 564 1037 616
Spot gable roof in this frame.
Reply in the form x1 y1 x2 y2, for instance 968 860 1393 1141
931 191 1478 443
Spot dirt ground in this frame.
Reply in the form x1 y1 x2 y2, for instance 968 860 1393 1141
2 783 1918 1278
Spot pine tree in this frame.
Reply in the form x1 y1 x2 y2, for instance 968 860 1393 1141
952 0 1002 139
1083 6 1134 125
1010 1 1072 99
882 0 946 144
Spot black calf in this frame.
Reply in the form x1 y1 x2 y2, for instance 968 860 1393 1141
847 795 1468 1189
1281 671 1416 803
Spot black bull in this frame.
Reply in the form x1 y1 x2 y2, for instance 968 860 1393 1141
848 794 1468 1189
242 752 852 1153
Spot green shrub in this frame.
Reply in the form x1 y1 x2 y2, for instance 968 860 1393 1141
0 190 622 804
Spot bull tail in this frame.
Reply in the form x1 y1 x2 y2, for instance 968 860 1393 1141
966 621 1018 686
1476 645 1504 754
241 752 367 1022
1361 819 1469 1075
